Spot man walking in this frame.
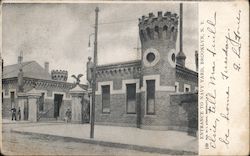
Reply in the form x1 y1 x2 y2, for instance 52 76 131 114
65 108 71 123
11 106 17 121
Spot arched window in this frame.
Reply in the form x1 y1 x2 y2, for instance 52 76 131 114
154 26 159 39
140 30 145 41
171 27 175 32
146 27 151 39
163 25 168 39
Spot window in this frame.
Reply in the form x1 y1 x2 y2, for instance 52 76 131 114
10 91 15 108
184 84 191 93
2 92 3 104
175 82 179 92
126 84 136 114
39 93 45 112
171 53 176 62
102 85 110 113
146 80 155 115
195 86 198 92
146 53 156 63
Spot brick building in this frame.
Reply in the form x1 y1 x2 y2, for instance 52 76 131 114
2 55 87 121
87 9 198 132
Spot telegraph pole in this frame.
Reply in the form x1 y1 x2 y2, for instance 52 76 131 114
90 7 99 139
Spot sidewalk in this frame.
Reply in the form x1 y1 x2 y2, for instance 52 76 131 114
11 123 198 155
2 119 31 124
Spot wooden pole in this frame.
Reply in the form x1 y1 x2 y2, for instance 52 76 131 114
90 7 99 139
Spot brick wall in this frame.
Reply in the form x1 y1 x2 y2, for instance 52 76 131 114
176 68 198 92
140 91 172 128
95 93 138 127
170 93 198 135
2 98 11 118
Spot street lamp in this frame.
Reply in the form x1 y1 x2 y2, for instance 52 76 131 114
88 33 95 48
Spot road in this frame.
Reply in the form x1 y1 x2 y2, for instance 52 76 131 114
1 122 168 156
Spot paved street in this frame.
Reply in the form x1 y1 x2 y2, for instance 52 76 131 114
1 122 168 156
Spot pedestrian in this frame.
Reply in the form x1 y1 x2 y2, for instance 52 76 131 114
17 107 21 121
65 108 71 123
11 106 16 121
68 109 72 122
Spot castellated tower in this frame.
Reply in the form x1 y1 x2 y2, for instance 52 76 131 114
139 11 179 129
51 70 68 82
139 11 178 87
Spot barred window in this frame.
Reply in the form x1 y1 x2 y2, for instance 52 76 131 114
102 85 110 113
146 80 155 115
126 83 136 114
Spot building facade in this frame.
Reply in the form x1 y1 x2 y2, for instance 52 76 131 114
87 10 198 133
2 56 88 121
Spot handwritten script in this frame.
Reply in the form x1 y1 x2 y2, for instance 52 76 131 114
199 9 242 150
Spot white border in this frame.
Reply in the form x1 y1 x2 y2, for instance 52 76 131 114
141 75 175 92
143 48 160 67
96 79 140 95
168 49 176 68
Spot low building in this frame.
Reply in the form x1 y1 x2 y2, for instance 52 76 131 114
2 55 88 121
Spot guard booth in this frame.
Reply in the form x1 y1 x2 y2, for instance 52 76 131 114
69 84 89 124
17 88 42 122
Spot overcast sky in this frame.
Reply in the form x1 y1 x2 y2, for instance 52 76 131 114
2 3 198 83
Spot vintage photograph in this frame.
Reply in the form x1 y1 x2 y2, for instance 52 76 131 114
1 2 198 155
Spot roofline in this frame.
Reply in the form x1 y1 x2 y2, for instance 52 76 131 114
2 77 88 87
3 61 36 68
97 60 141 70
176 64 198 77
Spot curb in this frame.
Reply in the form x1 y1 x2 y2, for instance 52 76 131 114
11 129 198 155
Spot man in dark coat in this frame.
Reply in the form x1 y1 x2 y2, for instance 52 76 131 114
11 107 17 121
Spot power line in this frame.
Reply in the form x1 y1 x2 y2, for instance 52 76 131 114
89 18 138 27
99 18 137 25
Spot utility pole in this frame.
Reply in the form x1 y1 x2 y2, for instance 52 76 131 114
90 7 99 139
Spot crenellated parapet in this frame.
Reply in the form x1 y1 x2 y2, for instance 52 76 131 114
139 11 179 43
51 70 68 82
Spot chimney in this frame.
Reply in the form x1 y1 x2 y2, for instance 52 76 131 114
44 62 49 73
195 50 198 71
176 3 186 67
158 11 162 17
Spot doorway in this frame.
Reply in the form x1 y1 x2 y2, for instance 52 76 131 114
54 94 63 118
23 100 29 120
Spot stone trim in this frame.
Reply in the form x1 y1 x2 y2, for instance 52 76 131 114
141 75 175 92
143 48 160 67
96 79 140 95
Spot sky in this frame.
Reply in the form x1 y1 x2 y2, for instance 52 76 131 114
2 2 198 83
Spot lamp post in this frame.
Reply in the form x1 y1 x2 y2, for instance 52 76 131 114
90 7 99 139
88 33 95 48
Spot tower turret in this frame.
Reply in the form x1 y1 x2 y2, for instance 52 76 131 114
51 70 68 82
138 11 179 129
139 11 179 87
